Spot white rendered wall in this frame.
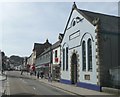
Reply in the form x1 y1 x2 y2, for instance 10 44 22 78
61 9 98 85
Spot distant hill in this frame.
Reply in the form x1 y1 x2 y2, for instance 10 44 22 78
9 55 24 66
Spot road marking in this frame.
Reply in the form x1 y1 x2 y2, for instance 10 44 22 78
22 80 27 83
20 78 27 84
33 87 36 90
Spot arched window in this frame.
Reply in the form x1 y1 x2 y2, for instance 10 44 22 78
82 41 86 71
66 47 68 71
63 48 65 71
73 20 76 26
87 39 92 71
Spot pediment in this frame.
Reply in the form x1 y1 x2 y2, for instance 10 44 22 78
66 9 85 30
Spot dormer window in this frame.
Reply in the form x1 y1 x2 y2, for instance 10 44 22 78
70 17 84 28
76 17 80 19
76 17 80 23
73 20 76 26
76 17 84 23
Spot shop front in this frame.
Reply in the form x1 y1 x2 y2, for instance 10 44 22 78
52 64 60 81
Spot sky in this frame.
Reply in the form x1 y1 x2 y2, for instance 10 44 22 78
0 1 119 57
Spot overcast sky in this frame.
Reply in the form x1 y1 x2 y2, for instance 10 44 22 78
0 2 119 57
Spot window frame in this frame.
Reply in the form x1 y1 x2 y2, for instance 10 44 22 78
66 47 68 71
63 48 65 71
55 50 57 58
82 41 86 71
87 38 92 71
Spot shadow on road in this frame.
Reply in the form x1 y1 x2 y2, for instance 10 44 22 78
2 93 36 97
2 94 81 97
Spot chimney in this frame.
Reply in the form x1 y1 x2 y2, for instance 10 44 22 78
46 39 49 43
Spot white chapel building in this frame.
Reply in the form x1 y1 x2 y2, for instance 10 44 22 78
60 3 119 91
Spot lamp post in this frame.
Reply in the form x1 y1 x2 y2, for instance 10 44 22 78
49 46 53 81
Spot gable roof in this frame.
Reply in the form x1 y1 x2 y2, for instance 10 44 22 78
33 43 42 51
33 39 52 58
62 3 119 42
77 9 119 33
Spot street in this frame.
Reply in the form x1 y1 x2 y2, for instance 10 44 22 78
5 71 74 96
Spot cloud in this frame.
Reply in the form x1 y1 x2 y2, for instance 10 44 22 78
77 2 118 16
0 2 118 57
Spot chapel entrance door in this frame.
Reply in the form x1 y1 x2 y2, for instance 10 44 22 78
71 53 77 84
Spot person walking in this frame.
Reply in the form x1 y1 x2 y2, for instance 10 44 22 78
50 73 52 82
41 72 44 79
48 73 52 82
21 69 23 75
48 73 50 82
37 71 40 79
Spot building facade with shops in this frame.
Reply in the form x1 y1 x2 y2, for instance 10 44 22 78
60 3 119 91
35 47 52 78
52 41 61 81
27 39 52 75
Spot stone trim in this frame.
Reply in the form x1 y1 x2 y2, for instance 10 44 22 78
70 49 80 83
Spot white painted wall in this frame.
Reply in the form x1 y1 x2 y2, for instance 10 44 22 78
61 9 98 85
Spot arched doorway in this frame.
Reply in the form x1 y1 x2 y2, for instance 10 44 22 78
71 53 78 84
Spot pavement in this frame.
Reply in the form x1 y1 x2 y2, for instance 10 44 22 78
0 75 6 81
23 72 116 96
0 72 7 96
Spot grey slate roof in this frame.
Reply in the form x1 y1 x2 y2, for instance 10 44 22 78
52 41 60 50
40 46 51 56
38 41 60 56
77 9 119 33
33 39 52 58
62 3 120 42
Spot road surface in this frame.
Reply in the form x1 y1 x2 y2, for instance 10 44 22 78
5 71 75 96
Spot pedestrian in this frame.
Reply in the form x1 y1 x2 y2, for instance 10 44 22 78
27 69 29 75
48 73 49 81
50 73 52 82
48 73 51 82
37 71 40 79
1 69 4 75
21 69 23 75
48 73 52 82
30 71 32 76
41 72 44 79
34 70 36 76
